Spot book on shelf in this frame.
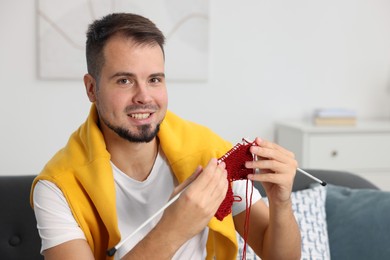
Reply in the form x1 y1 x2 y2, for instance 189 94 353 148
313 108 357 126
314 108 357 118
314 117 356 126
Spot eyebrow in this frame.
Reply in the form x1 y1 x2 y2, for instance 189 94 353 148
109 72 165 79
150 72 165 78
109 72 135 80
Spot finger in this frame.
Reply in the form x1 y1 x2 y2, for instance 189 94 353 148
248 159 291 174
254 138 295 158
249 145 294 166
186 159 225 193
197 159 228 204
201 159 227 192
247 171 282 183
247 157 298 176
245 147 298 186
171 166 202 198
199 159 225 180
247 172 294 192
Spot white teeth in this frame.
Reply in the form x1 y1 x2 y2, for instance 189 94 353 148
130 113 150 119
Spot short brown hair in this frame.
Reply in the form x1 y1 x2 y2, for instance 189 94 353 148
86 13 165 80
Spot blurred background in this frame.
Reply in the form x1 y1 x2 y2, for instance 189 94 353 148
1 0 390 175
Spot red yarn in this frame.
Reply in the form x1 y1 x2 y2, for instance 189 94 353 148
215 139 257 260
242 179 254 259
215 140 256 220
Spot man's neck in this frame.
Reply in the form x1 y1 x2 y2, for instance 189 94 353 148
107 137 159 181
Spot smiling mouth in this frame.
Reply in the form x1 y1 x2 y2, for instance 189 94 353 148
129 113 151 119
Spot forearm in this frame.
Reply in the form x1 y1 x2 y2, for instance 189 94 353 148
262 199 301 260
122 218 187 260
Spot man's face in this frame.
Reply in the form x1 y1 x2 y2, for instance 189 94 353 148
87 35 168 143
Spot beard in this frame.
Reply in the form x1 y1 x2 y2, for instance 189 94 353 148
102 118 160 143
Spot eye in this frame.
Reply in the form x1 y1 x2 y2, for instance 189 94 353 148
150 77 160 84
147 73 165 86
149 76 165 86
117 78 134 86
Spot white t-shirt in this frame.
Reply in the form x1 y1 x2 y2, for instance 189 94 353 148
33 150 261 259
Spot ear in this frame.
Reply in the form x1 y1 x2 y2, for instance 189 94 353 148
84 74 97 102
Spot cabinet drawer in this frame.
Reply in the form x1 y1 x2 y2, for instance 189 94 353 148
307 133 390 170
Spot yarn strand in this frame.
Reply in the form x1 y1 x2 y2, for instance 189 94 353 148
216 138 257 260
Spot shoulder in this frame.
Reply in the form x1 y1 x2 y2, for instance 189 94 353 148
33 180 86 252
161 110 215 135
159 110 232 160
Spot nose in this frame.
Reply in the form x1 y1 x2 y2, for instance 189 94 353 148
133 84 152 104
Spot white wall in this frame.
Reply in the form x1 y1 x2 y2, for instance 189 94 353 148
1 0 390 175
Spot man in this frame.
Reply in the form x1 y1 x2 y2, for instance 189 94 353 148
31 13 301 259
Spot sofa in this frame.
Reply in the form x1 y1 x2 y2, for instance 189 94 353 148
251 169 390 260
1 171 389 260
0 175 42 260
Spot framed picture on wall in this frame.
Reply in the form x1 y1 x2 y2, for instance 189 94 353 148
37 0 209 81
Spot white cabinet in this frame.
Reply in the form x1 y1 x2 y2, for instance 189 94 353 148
275 121 390 191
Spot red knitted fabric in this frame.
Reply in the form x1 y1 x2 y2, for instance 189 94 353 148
215 139 257 260
215 140 256 221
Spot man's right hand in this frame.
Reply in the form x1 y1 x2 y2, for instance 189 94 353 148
124 158 228 259
164 158 228 237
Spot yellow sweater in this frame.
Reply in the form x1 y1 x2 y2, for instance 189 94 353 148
31 105 238 259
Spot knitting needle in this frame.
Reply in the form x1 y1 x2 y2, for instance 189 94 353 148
254 155 326 186
296 168 327 186
244 138 327 186
107 190 184 256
